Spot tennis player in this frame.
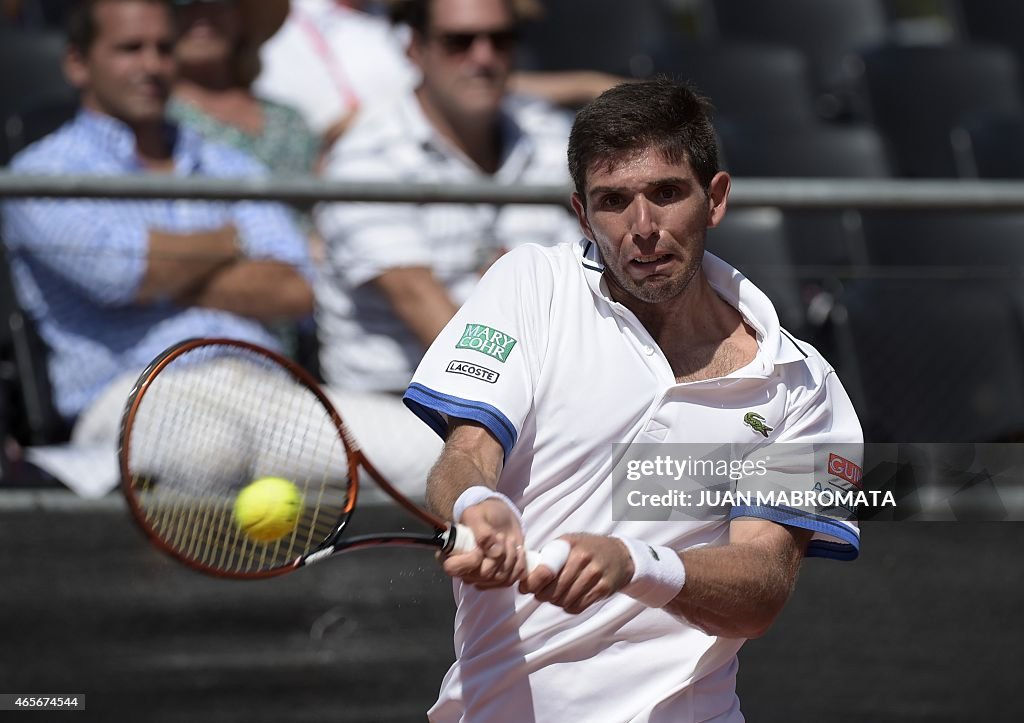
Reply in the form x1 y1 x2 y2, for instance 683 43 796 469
404 78 863 722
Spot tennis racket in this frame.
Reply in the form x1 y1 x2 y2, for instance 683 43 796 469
118 337 568 579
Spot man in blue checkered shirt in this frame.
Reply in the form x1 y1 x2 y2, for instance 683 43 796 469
2 0 314 448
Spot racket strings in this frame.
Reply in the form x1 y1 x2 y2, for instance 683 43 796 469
125 344 354 575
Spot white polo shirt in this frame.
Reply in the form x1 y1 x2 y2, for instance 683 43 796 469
404 240 862 723
255 0 417 135
315 91 580 393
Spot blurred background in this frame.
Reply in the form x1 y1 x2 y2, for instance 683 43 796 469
2 0 1024 720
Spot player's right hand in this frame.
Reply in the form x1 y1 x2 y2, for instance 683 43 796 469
442 499 526 590
519 533 634 614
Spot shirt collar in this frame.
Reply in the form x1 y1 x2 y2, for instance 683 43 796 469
701 250 807 369
72 108 203 173
575 239 806 372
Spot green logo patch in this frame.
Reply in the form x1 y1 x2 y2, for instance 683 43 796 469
456 323 518 363
743 412 773 438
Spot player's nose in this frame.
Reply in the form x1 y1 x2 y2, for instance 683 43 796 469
628 197 660 242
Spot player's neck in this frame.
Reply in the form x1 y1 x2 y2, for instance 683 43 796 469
630 278 757 383
621 273 740 347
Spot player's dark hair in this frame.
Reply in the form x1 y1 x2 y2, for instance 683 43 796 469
66 0 172 54
389 0 519 34
568 77 720 203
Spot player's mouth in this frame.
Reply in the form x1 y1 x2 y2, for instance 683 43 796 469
629 254 674 273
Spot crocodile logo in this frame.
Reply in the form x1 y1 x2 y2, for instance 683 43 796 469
743 412 773 438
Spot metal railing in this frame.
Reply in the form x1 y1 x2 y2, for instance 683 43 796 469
4 171 1024 210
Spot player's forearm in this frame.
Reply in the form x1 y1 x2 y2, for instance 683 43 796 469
425 423 504 520
179 260 314 321
373 267 460 348
662 529 811 639
137 225 240 303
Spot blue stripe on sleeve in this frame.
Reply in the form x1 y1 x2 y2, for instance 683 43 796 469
728 504 860 561
403 383 518 458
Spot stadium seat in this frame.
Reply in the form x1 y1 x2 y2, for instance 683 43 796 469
716 122 892 268
705 208 806 334
855 43 1024 177
850 209 1024 441
0 26 75 121
951 112 1024 179
1 0 73 30
0 234 68 448
954 0 1024 93
717 122 892 179
516 0 676 78
831 279 1024 443
858 210 1024 268
3 97 78 158
654 43 818 126
0 123 10 167
704 0 889 119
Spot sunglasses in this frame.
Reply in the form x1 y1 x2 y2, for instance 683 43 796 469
432 28 520 55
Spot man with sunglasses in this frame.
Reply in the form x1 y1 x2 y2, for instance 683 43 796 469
312 0 579 491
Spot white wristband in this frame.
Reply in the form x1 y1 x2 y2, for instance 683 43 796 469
614 536 686 608
452 485 522 524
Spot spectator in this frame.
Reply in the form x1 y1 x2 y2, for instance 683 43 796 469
168 0 319 177
255 0 622 149
2 0 313 459
314 0 578 394
255 0 418 150
308 0 581 492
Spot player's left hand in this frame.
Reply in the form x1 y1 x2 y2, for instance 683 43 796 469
519 533 634 614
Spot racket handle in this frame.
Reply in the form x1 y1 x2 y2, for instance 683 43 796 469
448 524 569 574
525 539 570 575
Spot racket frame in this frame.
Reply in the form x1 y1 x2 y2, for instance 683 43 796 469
119 337 462 579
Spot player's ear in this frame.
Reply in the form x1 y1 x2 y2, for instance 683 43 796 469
570 192 595 241
706 171 731 229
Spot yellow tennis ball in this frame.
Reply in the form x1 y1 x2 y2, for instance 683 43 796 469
233 477 303 543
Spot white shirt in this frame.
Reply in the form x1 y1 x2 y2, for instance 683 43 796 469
255 0 417 135
315 92 580 393
404 240 863 722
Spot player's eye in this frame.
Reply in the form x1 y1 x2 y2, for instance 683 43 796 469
655 186 680 202
599 194 624 210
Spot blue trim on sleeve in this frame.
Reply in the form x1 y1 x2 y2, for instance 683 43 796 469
403 383 518 458
402 389 449 441
728 504 860 561
806 539 860 561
